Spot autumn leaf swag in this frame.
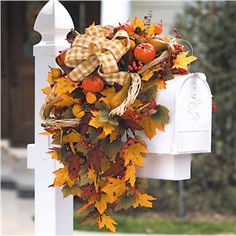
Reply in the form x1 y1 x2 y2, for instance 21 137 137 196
41 15 197 232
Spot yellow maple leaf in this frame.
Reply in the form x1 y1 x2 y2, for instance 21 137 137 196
54 94 81 108
52 167 74 188
63 129 81 154
102 177 128 203
42 86 51 95
124 164 136 187
97 213 117 232
95 194 111 214
72 104 85 119
122 141 147 167
89 111 116 136
139 115 163 139
87 167 100 192
157 79 166 89
54 77 79 95
132 192 156 208
131 17 145 31
173 51 198 70
146 22 155 37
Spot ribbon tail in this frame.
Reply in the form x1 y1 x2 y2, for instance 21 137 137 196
68 56 99 82
109 73 142 117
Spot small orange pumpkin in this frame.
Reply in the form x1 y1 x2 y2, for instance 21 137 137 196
154 22 163 35
134 43 156 64
81 75 104 93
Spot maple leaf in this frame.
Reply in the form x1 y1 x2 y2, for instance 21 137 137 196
67 155 80 180
47 147 59 160
78 194 97 214
122 141 147 167
97 213 117 232
95 193 111 214
101 177 128 203
63 129 81 153
139 115 163 139
89 111 117 136
132 192 156 208
87 146 104 172
100 87 117 109
47 71 54 85
152 105 169 125
54 94 81 108
138 79 158 102
173 51 198 70
52 167 74 188
87 167 99 192
124 164 136 187
157 79 166 89
146 22 155 37
131 17 145 31
72 104 85 119
54 77 79 95
42 86 51 95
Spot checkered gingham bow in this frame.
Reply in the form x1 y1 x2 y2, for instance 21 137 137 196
64 25 142 116
65 25 131 85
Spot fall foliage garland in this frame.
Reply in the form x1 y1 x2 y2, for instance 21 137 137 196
41 16 197 232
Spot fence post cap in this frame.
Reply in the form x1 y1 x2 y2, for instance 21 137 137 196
34 0 74 42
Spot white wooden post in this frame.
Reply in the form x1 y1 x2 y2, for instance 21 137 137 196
27 0 74 235
101 0 131 25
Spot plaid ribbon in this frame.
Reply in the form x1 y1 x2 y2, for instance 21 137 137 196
64 25 131 85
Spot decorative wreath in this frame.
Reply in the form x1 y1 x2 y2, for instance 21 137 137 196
41 15 197 232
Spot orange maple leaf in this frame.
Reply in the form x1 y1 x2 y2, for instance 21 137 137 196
101 177 128 203
97 213 117 232
124 164 136 187
52 167 74 188
139 115 163 139
87 167 100 193
122 141 147 167
132 192 156 208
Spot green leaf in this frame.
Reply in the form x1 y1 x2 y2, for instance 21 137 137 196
61 107 74 119
101 139 123 161
162 68 174 81
138 79 158 102
152 105 169 125
114 194 136 211
62 184 82 198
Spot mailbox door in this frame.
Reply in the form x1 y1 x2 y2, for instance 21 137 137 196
175 73 212 153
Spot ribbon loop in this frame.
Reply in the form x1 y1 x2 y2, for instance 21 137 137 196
64 25 130 85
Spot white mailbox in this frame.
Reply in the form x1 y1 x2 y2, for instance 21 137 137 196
138 73 212 180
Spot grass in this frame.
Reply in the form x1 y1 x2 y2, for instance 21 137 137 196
74 213 236 234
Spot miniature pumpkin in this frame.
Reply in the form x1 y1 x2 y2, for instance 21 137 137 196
134 43 156 64
81 75 104 93
154 22 163 35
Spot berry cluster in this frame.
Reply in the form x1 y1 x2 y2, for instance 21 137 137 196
171 68 189 75
123 108 142 123
80 139 96 149
128 60 143 72
173 43 184 53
